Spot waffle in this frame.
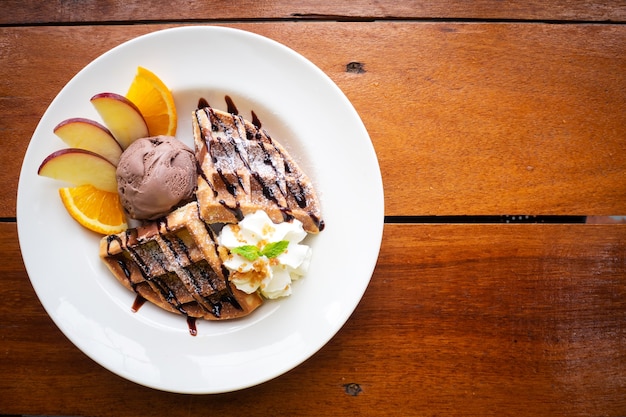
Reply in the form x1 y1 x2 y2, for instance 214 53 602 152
99 202 262 320
193 105 324 234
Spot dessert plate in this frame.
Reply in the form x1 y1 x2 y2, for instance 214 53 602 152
17 26 384 394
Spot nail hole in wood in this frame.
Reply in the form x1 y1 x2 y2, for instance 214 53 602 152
343 382 363 396
346 62 366 74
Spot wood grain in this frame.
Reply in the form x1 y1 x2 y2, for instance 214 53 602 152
1 23 625 218
1 222 624 416
1 0 625 24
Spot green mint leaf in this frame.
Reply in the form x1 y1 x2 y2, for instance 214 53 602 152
231 245 261 261
261 240 289 259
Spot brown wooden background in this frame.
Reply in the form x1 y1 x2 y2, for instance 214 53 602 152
1 1 625 416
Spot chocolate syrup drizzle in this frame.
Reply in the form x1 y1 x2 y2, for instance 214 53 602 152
195 97 324 231
105 204 244 336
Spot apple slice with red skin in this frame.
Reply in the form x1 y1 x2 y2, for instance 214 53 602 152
90 92 149 149
38 148 118 193
53 118 123 165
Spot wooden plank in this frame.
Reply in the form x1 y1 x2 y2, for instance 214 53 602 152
342 23 626 216
1 23 625 218
1 0 625 24
1 221 624 415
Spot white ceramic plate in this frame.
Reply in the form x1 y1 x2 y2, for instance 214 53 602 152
17 26 383 394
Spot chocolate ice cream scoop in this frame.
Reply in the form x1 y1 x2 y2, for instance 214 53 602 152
116 136 197 220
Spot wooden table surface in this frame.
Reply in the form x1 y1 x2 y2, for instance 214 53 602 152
1 2 625 416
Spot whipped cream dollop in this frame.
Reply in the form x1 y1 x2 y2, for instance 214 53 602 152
218 210 312 299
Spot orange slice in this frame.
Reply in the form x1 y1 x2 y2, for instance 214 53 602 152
126 66 177 136
59 184 127 235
